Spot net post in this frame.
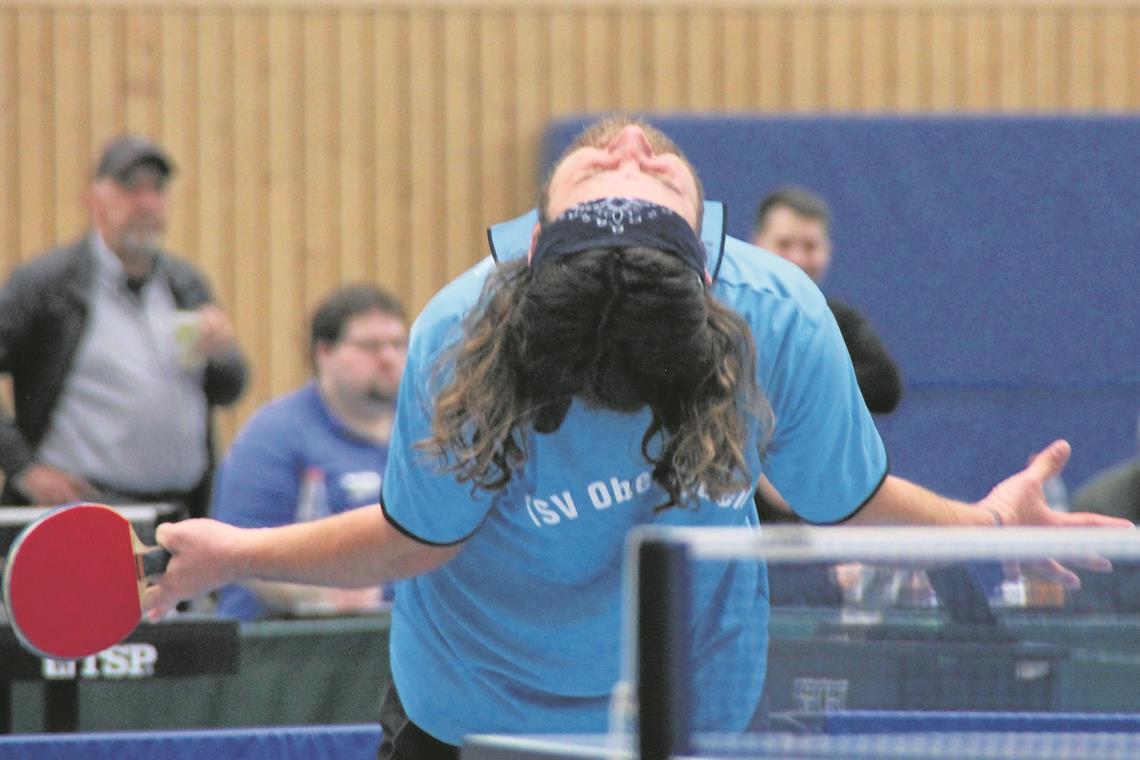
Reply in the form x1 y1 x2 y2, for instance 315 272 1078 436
637 533 691 760
0 677 10 733
44 677 79 732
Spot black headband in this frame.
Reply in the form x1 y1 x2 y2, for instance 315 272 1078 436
532 198 707 279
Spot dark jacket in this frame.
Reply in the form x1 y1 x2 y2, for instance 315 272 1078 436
827 298 903 415
1074 458 1140 524
0 236 248 515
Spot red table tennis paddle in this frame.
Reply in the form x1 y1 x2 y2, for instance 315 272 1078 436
1 502 170 659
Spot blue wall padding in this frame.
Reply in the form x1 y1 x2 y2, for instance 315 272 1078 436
540 116 1140 501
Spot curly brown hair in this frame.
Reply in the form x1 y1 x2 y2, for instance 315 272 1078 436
418 248 771 510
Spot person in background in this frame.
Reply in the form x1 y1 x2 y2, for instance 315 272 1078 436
752 185 902 414
751 186 903 567
0 134 247 519
1064 413 1140 612
1075 462 1140 523
1074 412 1140 524
211 284 408 620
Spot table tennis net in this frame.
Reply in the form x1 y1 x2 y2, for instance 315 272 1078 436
616 525 1140 760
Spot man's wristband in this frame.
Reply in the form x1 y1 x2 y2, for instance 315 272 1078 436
979 505 1004 527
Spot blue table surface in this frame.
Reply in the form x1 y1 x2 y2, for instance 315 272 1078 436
462 713 1140 760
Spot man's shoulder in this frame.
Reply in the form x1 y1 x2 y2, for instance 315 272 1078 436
235 385 321 441
9 238 90 284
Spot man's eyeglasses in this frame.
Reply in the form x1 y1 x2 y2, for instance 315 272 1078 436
340 337 407 355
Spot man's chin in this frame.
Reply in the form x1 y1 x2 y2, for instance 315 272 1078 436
364 388 398 405
121 232 163 258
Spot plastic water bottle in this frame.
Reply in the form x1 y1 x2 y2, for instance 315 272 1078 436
291 468 332 616
295 467 330 523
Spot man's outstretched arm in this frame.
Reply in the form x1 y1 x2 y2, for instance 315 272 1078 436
143 504 460 619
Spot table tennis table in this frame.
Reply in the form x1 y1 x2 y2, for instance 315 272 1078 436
462 712 1140 759
0 617 238 733
0 504 180 546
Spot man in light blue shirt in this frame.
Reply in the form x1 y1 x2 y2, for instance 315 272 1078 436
146 116 1129 759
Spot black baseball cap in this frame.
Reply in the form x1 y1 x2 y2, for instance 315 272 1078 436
94 135 176 182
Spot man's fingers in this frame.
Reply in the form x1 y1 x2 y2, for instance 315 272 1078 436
1026 439 1071 483
68 475 100 499
142 585 173 621
1078 513 1135 529
1064 555 1114 573
1025 553 1113 574
145 525 182 619
1053 510 1136 529
155 521 180 551
1029 559 1082 590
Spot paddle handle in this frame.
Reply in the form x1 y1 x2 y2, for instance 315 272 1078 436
140 546 172 578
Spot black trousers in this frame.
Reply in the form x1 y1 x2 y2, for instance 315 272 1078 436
377 675 459 760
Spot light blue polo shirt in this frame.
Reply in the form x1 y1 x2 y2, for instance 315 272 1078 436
381 202 887 744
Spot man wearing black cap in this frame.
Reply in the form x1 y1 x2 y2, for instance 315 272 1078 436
0 134 247 519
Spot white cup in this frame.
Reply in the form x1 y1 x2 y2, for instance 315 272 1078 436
171 310 204 369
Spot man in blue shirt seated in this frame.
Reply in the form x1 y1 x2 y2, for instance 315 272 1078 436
211 284 407 620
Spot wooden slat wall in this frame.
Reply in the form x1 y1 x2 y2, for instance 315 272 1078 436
1 0 1138 445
